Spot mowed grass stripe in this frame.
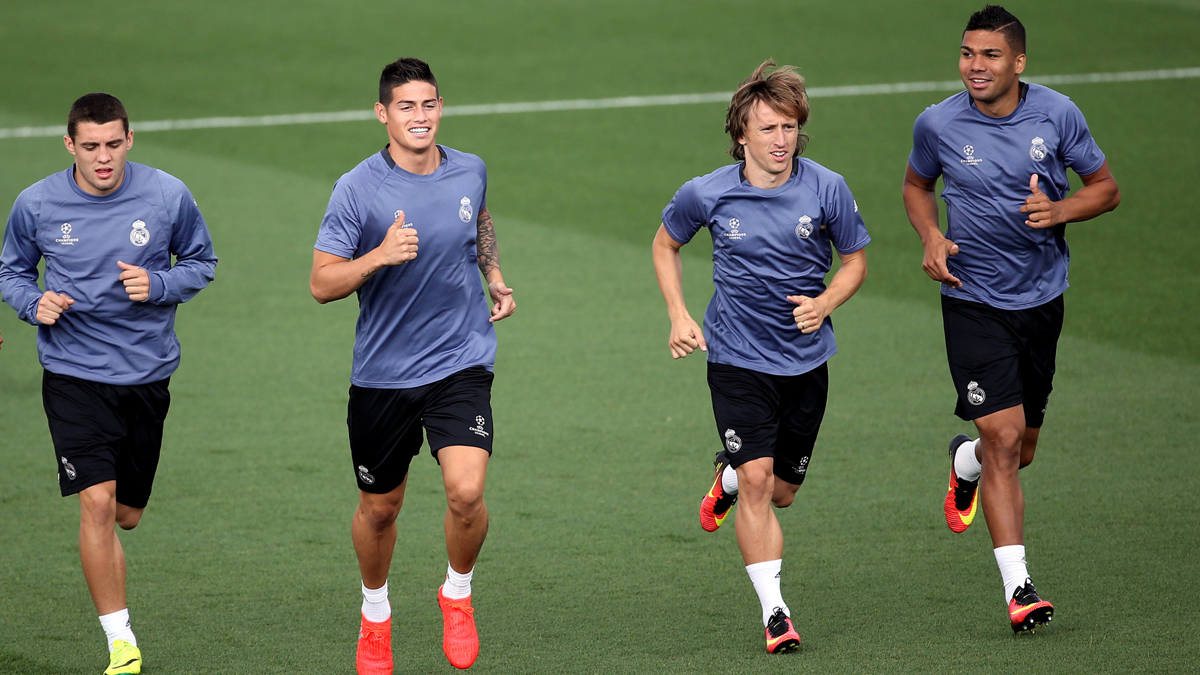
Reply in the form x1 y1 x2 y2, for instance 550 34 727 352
1 67 1197 139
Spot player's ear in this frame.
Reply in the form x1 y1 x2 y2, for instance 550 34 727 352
126 130 134 150
1014 53 1026 75
63 135 76 156
374 101 388 125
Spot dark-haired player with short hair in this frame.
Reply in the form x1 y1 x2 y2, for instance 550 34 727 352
653 60 870 653
902 5 1120 633
311 57 514 673
0 93 217 674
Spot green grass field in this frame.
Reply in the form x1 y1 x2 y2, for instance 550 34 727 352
2 1 1199 673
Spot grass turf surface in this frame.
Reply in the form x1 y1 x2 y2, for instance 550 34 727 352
2 1 1199 673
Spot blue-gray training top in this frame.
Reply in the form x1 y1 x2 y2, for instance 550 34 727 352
909 83 1106 310
315 146 495 389
663 158 871 377
0 162 217 385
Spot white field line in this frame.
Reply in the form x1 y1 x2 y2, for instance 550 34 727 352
2 67 1197 140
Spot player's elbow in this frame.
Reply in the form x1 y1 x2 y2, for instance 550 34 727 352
310 280 335 304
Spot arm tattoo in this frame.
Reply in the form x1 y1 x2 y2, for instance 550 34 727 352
360 268 378 279
476 206 500 277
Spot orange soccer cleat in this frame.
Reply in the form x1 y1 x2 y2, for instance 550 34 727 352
700 450 737 532
944 434 979 533
356 614 393 675
1009 579 1054 634
439 587 479 669
764 608 801 654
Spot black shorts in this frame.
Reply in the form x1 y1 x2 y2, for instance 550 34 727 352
348 366 494 494
942 294 1064 428
42 371 171 509
707 361 828 486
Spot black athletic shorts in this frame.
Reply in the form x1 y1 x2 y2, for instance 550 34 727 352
942 294 1064 428
42 371 171 509
707 361 828 486
348 366 494 494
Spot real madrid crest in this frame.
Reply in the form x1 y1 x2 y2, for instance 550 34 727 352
459 196 473 223
1029 136 1048 162
129 219 150 247
967 381 986 406
796 215 814 239
724 428 742 453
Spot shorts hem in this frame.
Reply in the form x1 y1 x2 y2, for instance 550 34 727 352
955 396 1025 422
60 475 115 499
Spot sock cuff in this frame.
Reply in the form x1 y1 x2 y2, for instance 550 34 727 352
446 563 474 582
993 544 1026 559
362 580 389 603
98 608 130 623
745 559 782 576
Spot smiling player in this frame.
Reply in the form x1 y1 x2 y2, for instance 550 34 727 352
653 60 870 653
0 93 217 674
902 5 1120 633
310 57 515 673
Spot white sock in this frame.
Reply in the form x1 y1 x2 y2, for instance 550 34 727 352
746 560 789 626
721 465 739 495
361 581 391 622
441 563 473 600
98 609 136 652
954 438 982 482
994 545 1029 602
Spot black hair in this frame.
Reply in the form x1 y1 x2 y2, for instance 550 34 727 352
965 5 1026 54
67 93 128 138
379 57 438 105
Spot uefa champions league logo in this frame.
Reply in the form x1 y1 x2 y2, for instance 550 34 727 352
61 223 72 236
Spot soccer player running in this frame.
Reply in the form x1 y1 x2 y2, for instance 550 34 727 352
310 58 515 673
653 61 870 653
0 94 217 674
902 5 1120 633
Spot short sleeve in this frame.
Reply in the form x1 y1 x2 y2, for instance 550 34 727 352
314 178 362 259
661 179 708 245
1057 100 1106 176
908 107 943 180
823 175 871 255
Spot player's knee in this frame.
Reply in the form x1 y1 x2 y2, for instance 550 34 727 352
446 482 485 520
772 493 796 508
980 425 1022 458
78 492 115 527
738 467 774 500
359 501 401 530
1018 449 1036 469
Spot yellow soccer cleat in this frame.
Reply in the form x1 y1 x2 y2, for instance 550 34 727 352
104 640 142 675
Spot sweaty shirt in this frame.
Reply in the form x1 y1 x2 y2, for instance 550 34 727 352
662 158 871 376
315 146 495 389
0 162 217 385
909 83 1106 309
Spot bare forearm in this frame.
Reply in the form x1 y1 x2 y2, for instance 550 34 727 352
476 206 500 277
310 249 384 303
903 182 943 243
1059 176 1121 223
817 253 867 315
653 236 690 321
